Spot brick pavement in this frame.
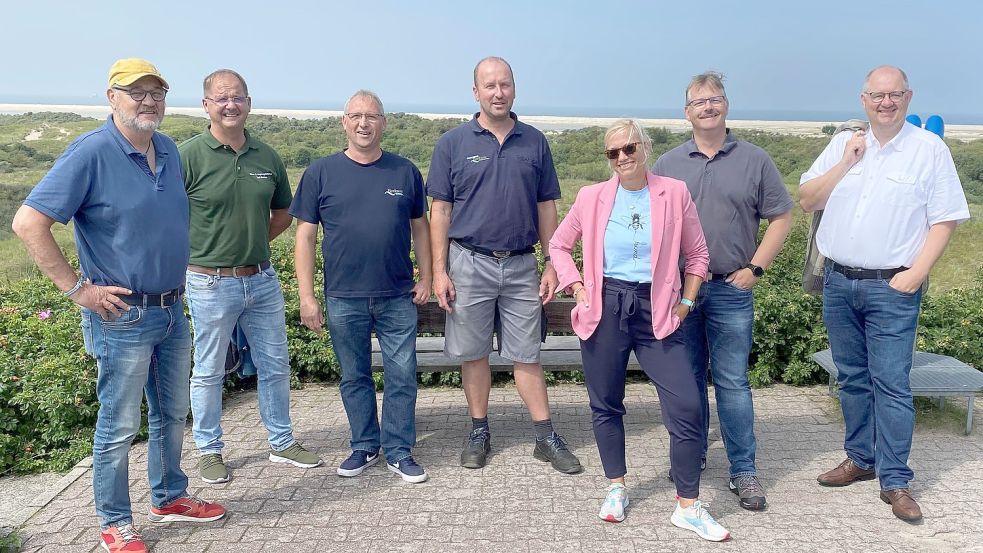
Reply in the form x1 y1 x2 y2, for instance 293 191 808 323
13 383 983 552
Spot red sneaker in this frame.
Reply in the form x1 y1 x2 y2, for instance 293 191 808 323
148 496 226 523
100 524 147 552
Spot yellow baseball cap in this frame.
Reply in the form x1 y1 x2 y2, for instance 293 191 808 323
107 58 169 89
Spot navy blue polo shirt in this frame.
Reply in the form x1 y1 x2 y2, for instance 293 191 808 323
426 113 561 251
289 151 426 298
24 115 190 293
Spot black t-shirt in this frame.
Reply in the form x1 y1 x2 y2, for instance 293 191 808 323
290 151 426 297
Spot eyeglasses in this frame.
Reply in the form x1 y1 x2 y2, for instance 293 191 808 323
346 112 384 124
686 95 726 109
205 96 249 106
113 86 167 102
864 90 908 103
604 142 640 160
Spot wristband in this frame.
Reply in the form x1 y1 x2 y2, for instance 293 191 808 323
680 298 695 308
64 275 84 297
543 255 551 262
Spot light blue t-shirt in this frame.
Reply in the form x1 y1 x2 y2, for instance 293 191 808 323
603 184 652 282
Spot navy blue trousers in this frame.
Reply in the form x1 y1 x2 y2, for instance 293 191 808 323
581 278 704 498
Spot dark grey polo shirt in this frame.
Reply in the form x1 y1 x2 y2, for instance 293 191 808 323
653 131 793 274
426 112 561 251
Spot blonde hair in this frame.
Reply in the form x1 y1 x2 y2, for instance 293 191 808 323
604 119 652 171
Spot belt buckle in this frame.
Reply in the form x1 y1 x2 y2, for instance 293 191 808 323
159 290 172 307
492 250 511 259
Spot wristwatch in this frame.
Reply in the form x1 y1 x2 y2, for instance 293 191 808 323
746 263 765 278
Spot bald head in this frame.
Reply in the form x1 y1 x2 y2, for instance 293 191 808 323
473 56 514 86
864 65 909 91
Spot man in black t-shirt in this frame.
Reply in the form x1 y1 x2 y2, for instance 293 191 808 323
291 90 433 483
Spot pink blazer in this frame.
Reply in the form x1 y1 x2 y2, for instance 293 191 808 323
548 171 709 340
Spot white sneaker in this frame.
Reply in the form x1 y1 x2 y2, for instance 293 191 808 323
598 483 629 522
670 500 731 542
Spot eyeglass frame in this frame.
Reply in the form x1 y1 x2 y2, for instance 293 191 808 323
345 112 385 124
685 95 727 109
863 90 908 103
204 96 250 106
112 86 168 102
604 142 641 160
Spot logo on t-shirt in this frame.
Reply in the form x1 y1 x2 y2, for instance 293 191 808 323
466 155 490 164
249 172 274 179
385 188 404 197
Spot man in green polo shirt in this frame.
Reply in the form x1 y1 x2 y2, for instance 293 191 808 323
180 69 321 484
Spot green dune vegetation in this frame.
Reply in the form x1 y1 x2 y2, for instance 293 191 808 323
1 111 981 473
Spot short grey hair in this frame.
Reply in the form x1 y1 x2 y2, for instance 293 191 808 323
685 71 726 103
604 119 652 168
473 56 514 86
203 69 248 97
344 89 385 114
863 65 909 91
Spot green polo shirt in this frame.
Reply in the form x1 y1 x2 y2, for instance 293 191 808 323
180 128 292 267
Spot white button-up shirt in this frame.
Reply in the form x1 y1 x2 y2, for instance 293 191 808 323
801 122 970 269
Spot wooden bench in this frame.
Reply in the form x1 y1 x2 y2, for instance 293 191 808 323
371 298 641 372
813 349 983 435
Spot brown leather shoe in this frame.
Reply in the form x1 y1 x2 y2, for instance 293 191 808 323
817 458 875 487
880 488 923 522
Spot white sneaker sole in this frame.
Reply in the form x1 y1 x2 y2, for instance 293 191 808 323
387 463 429 483
598 497 629 522
148 511 226 524
336 454 380 477
200 474 230 484
269 452 323 469
670 513 731 542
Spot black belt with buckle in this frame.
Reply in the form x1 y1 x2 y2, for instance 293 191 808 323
682 271 730 281
830 261 907 280
454 240 535 259
120 286 185 307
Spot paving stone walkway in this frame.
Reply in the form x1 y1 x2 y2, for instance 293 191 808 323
12 383 983 552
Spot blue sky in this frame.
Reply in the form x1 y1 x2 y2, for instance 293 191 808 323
2 0 981 121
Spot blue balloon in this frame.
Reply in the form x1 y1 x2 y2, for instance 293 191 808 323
925 115 945 139
906 114 922 127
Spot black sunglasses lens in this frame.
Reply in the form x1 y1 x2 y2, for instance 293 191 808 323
623 143 637 156
605 149 619 160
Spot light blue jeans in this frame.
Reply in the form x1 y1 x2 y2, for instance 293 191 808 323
325 294 418 462
185 266 295 454
679 279 758 478
822 264 922 490
81 303 191 529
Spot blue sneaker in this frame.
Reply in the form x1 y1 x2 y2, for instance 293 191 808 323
387 456 428 483
670 500 731 542
337 450 380 477
598 483 629 522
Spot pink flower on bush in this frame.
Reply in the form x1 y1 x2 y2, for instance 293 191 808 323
37 309 52 320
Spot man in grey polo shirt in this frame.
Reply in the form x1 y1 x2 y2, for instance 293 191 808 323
427 56 581 474
653 71 793 511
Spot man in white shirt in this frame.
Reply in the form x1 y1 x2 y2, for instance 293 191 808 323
800 65 970 522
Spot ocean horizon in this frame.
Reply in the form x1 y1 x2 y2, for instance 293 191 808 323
2 95 982 125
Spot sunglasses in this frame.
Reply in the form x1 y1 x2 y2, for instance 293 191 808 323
604 142 640 160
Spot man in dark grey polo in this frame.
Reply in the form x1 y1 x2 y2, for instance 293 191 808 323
427 56 581 474
653 71 793 511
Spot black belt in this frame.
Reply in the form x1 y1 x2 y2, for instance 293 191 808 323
683 271 730 281
453 240 534 259
830 262 907 280
119 286 185 307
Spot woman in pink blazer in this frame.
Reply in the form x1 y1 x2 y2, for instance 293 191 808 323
549 120 728 541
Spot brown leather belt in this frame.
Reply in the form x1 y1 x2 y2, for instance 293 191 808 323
188 260 271 277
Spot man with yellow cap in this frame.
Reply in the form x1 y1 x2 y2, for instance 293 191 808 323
12 58 225 553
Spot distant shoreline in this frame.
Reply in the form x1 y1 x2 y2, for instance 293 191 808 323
3 103 983 141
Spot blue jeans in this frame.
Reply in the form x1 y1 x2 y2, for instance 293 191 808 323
822 265 921 490
325 294 418 462
186 266 295 454
680 279 757 478
81 303 191 529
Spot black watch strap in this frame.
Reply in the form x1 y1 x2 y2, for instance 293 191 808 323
746 263 765 277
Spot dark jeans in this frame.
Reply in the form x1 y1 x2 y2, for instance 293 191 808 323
581 278 704 498
822 264 922 490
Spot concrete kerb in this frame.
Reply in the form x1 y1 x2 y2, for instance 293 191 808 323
0 457 92 538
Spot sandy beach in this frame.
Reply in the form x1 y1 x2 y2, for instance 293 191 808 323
3 103 983 140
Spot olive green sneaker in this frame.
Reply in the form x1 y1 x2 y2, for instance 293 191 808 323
199 453 230 484
269 442 323 468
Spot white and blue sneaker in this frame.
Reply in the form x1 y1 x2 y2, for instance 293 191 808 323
598 483 629 522
670 500 731 542
337 450 380 477
387 456 428 483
